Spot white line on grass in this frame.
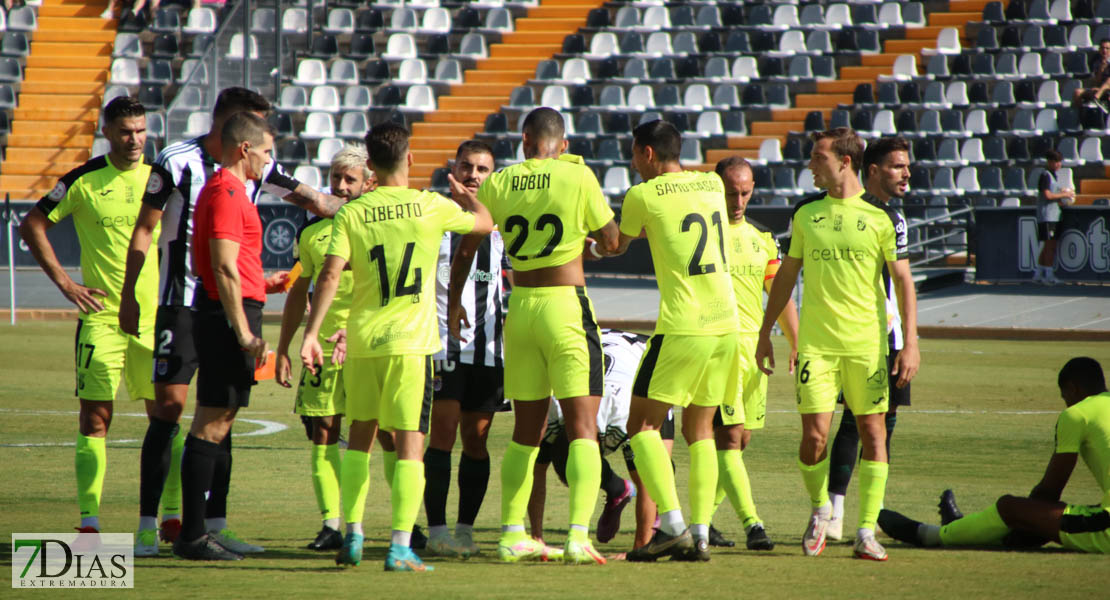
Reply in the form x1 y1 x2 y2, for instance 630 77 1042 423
767 409 1057 415
0 409 287 447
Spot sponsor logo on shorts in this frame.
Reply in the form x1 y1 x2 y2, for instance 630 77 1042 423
866 367 887 387
873 395 885 405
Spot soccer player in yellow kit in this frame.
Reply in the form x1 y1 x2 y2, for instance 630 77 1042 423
880 357 1110 555
601 120 740 561
301 123 492 572
711 157 799 551
19 97 161 537
756 128 919 561
276 144 374 551
447 107 620 565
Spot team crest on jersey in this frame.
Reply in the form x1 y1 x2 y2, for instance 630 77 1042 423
857 218 866 231
146 172 164 195
156 359 168 376
723 404 735 416
433 375 443 392
48 181 67 201
833 214 843 232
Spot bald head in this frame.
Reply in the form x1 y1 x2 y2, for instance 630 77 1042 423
716 156 754 223
521 107 566 159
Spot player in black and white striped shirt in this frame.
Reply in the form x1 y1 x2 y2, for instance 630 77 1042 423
422 141 508 558
117 87 345 556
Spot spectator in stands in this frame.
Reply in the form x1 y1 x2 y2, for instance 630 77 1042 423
101 0 161 30
1033 150 1075 286
1073 38 1110 110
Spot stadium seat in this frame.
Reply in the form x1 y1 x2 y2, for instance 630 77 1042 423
251 8 276 33
342 86 373 112
109 58 139 85
302 112 336 140
293 166 322 190
483 8 513 32
184 111 212 138
151 8 181 33
314 138 345 167
401 85 436 112
183 7 217 35
338 112 369 140
323 8 355 35
113 33 142 58
278 85 309 112
228 33 259 59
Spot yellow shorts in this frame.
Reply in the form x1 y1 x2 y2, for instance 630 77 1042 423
795 352 888 415
633 332 741 409
343 355 432 432
503 286 603 401
295 340 345 417
1059 504 1110 554
74 319 154 402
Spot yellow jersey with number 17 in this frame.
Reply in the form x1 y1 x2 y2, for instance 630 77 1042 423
477 154 614 272
35 155 161 327
619 170 738 336
327 186 476 358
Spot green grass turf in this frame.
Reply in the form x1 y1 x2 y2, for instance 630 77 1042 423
0 321 1106 598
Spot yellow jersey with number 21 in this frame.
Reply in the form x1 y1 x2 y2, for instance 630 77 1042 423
619 170 738 336
327 186 476 358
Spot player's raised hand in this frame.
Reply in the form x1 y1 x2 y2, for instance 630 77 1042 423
275 352 293 387
118 293 141 336
891 342 920 388
264 271 291 294
448 303 470 342
326 328 347 366
755 331 776 375
447 173 477 204
63 282 107 314
300 337 324 375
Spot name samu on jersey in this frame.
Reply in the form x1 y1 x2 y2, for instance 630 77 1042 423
140 137 301 308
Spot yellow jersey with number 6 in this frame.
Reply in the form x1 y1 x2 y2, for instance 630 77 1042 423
477 154 613 272
327 186 476 358
619 170 738 336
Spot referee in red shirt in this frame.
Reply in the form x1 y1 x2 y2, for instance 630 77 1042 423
174 112 273 560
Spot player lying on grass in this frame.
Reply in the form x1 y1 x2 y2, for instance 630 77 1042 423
879 357 1110 554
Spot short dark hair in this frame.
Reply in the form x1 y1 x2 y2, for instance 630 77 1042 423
522 107 565 142
862 136 911 177
811 127 865 174
1045 149 1063 162
456 140 494 162
1100 38 1110 46
213 87 271 120
715 156 752 178
102 96 145 125
220 111 270 150
365 122 410 173
632 119 682 163
1058 357 1107 395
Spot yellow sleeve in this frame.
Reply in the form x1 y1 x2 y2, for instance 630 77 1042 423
787 212 806 260
580 165 614 232
435 193 477 234
297 233 316 280
1054 408 1083 454
878 217 897 263
476 176 499 225
618 185 644 238
326 206 352 261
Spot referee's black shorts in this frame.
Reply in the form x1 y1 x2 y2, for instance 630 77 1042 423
193 296 263 409
1037 220 1063 242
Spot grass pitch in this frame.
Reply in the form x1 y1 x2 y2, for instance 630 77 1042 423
0 321 1106 598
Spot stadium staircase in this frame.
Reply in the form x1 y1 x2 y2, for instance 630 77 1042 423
409 0 604 189
0 0 114 200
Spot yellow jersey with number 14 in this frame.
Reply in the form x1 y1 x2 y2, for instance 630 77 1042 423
477 154 613 272
619 170 738 336
327 186 476 358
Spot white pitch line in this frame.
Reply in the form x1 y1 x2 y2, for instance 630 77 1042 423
0 409 287 447
767 409 1056 415
1071 315 1110 328
967 296 1084 327
917 295 984 313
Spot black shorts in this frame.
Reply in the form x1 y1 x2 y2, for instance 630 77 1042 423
193 297 263 409
1037 221 1062 242
152 304 199 384
433 360 509 413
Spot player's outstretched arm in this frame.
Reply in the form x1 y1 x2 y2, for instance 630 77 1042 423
275 274 311 387
756 256 802 375
888 258 920 388
593 219 621 255
447 172 493 235
119 202 162 334
1029 452 1078 502
446 233 482 341
300 255 345 373
283 183 346 218
19 207 106 313
211 238 267 363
